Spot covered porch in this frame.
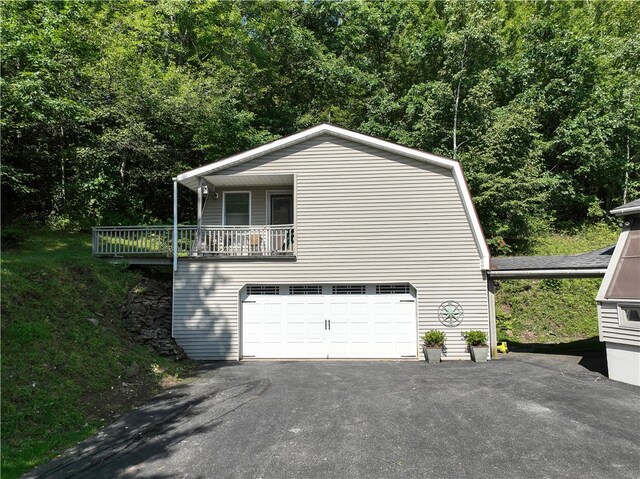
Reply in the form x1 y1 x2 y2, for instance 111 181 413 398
92 173 295 262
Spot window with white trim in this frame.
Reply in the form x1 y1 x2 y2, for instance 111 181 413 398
618 305 640 329
224 192 250 225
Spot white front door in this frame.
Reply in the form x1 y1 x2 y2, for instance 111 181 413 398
242 286 417 359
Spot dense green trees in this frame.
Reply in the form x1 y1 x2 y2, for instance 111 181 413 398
2 0 638 252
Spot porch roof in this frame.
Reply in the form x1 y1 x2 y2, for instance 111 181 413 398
203 174 293 188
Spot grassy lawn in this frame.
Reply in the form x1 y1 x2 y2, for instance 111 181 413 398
496 223 620 345
1 230 196 479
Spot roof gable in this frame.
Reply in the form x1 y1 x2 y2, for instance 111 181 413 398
176 124 456 188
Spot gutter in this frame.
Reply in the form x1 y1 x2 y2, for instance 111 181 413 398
487 268 608 279
610 206 640 216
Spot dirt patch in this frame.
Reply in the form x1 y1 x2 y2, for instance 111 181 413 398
83 375 159 423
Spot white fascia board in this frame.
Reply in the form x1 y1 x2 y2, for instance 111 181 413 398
596 223 629 301
175 123 489 270
176 124 457 184
451 162 490 271
320 124 457 169
175 125 330 185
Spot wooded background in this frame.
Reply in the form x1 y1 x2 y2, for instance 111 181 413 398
2 0 638 253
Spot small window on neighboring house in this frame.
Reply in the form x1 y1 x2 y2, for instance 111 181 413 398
224 192 250 225
618 305 640 329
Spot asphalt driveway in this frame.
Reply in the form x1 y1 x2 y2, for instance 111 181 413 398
26 354 640 479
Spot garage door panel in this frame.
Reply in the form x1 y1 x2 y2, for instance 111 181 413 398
305 302 325 317
330 302 348 315
329 320 353 335
264 303 281 315
307 320 326 336
348 302 369 316
286 321 307 335
349 321 371 335
375 321 397 335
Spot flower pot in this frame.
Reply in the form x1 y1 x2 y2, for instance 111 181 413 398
423 345 442 363
470 345 488 362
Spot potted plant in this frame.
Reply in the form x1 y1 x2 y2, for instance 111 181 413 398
421 330 446 363
463 330 489 362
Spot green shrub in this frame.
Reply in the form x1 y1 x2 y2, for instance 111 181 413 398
463 330 488 346
422 330 445 347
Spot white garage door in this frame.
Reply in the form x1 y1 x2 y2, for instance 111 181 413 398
242 285 417 359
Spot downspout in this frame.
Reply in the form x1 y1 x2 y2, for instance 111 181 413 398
173 178 178 272
487 276 498 359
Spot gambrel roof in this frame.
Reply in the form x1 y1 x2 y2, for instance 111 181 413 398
176 124 490 270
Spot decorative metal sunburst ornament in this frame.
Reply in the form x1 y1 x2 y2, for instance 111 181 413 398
437 301 464 327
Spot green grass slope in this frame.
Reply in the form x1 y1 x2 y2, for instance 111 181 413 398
1 231 195 479
495 223 620 346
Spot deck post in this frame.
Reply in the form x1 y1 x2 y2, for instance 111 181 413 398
196 179 202 256
487 275 498 359
173 178 178 271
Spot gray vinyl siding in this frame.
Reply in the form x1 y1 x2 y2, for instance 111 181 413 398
174 134 488 360
202 186 293 225
598 301 640 347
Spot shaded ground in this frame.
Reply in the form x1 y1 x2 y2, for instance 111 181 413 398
25 355 640 479
506 337 608 375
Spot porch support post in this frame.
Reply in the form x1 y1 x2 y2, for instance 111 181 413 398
196 178 202 256
487 275 498 359
173 178 178 272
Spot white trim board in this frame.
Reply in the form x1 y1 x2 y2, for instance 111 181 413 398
176 124 490 270
596 220 631 301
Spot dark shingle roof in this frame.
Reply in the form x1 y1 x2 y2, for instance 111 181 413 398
491 245 614 271
610 199 640 216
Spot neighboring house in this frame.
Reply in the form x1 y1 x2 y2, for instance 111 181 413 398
596 199 640 386
94 124 492 360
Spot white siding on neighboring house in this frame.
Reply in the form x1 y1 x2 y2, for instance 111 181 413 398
597 219 640 347
173 134 488 360
598 301 640 347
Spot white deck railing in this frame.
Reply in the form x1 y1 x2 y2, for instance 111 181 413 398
92 225 294 257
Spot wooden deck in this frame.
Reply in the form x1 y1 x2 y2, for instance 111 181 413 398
92 225 295 263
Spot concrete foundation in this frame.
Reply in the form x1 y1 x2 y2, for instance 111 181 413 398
606 342 640 386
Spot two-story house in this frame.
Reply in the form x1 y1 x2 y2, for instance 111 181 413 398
94 124 492 360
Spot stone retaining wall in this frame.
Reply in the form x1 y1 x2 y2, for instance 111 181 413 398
121 277 186 360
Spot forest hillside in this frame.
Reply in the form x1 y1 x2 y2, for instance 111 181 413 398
2 0 638 253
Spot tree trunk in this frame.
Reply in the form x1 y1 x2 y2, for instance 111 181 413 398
623 134 630 205
452 38 467 161
453 77 462 160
